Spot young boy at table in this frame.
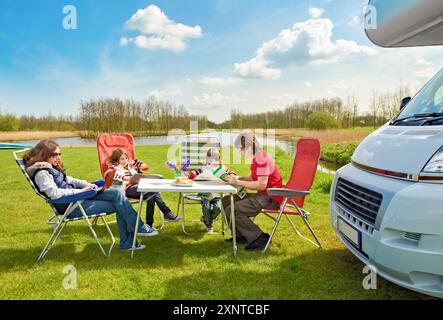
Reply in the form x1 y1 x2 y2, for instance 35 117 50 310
183 148 236 233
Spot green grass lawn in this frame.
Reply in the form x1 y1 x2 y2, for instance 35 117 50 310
0 146 432 300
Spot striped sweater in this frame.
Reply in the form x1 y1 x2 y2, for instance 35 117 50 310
104 164 138 189
183 164 236 180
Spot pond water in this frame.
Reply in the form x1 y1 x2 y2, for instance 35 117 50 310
10 131 336 174
14 132 291 148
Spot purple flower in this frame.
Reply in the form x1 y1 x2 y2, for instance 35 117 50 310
166 161 178 171
181 159 191 171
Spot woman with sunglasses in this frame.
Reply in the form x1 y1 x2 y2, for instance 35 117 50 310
24 139 152 251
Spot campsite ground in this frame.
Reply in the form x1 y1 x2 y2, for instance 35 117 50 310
0 146 433 299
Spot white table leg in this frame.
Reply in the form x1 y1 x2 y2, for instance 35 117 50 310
230 194 237 256
220 193 225 236
158 192 165 230
180 193 188 235
132 192 144 258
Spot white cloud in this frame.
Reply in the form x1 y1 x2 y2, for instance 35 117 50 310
149 89 183 99
234 16 377 79
347 15 363 28
234 56 281 79
122 5 202 52
329 79 360 92
309 7 324 19
410 58 437 84
193 93 246 109
415 68 436 82
304 81 312 88
120 37 130 46
269 94 297 105
415 58 433 67
200 77 242 87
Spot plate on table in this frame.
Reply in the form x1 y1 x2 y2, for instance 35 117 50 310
171 182 194 187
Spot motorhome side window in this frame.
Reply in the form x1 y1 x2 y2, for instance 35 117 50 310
392 69 443 126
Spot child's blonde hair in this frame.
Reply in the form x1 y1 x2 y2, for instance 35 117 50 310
206 148 220 162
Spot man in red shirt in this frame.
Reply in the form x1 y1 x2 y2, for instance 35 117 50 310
222 130 282 251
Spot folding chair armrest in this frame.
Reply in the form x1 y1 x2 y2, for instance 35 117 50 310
48 190 97 204
91 180 105 187
143 174 163 179
267 188 310 198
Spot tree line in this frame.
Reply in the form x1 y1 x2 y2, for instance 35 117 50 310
0 97 209 135
0 85 413 133
219 85 412 129
0 113 80 132
79 97 208 136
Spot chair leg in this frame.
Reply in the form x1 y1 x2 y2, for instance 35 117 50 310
300 213 322 249
37 203 76 262
78 203 108 257
284 214 319 248
94 217 117 227
289 199 322 249
37 221 67 262
284 214 303 238
100 216 115 256
262 198 288 254
46 213 60 226
157 196 165 230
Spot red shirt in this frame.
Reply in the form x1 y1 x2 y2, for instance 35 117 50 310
251 150 283 203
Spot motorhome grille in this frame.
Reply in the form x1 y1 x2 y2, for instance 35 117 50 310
404 232 421 241
335 178 382 226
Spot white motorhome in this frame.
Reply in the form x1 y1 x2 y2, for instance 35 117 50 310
330 0 443 298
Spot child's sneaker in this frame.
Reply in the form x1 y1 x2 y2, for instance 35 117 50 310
120 242 146 251
206 227 218 234
137 224 159 237
164 211 180 222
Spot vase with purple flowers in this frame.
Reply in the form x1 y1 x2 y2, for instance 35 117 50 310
166 159 191 177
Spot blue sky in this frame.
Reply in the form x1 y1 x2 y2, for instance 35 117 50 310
1 0 442 123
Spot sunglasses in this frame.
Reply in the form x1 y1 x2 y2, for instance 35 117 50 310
51 152 62 157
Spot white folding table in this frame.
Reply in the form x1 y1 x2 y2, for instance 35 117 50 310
133 179 238 257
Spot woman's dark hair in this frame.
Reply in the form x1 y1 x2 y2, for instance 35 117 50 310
234 130 262 155
107 148 129 166
24 140 62 168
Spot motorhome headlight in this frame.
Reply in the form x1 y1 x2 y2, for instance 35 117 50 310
419 146 443 182
422 146 443 173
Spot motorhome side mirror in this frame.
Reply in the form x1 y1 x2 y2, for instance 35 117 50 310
400 97 411 110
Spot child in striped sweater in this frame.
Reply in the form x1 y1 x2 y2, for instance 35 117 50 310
183 148 236 233
106 148 180 232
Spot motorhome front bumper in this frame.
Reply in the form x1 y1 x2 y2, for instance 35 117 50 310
330 164 443 298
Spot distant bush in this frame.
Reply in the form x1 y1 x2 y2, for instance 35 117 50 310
58 123 76 131
321 142 358 166
306 112 339 130
0 113 19 131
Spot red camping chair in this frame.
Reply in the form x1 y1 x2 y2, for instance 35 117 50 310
97 133 137 177
96 133 165 228
262 138 322 253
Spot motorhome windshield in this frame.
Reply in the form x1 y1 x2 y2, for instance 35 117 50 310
392 69 443 125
